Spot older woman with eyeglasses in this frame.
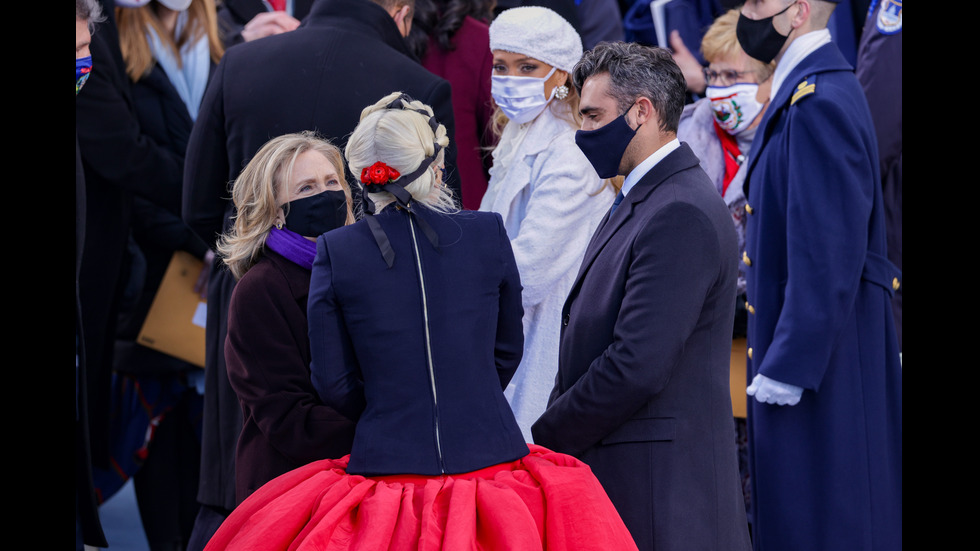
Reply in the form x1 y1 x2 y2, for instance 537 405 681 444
678 7 775 299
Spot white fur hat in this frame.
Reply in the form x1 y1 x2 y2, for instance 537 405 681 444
489 6 584 74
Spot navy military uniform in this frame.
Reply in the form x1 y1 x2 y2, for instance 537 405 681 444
742 39 902 550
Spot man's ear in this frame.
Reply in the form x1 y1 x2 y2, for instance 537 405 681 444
633 96 656 128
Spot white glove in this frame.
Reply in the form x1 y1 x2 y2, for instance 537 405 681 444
746 374 803 406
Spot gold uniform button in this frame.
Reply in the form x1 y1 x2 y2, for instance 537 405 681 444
745 203 754 215
747 304 755 315
892 277 900 291
742 251 752 266
747 347 753 359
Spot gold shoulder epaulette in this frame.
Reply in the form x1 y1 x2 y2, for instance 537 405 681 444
791 78 816 105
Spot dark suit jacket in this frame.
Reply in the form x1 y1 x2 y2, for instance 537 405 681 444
308 207 528 476
225 250 355 504
182 0 458 510
532 143 750 551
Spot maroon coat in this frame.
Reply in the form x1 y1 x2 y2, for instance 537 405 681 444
422 16 495 210
225 250 355 504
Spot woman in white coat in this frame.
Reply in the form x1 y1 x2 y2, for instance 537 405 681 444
480 6 617 441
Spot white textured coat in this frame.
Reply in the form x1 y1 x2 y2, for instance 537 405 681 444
480 106 614 441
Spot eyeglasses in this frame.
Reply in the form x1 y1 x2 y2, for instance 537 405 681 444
702 68 754 87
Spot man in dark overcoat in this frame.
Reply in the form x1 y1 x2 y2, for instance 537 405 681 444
736 1 902 549
181 0 458 547
531 42 751 551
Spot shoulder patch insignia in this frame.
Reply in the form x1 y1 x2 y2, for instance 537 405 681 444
876 0 902 35
791 78 815 105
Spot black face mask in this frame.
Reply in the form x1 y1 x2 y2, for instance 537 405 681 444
282 189 348 238
574 103 640 179
736 2 796 64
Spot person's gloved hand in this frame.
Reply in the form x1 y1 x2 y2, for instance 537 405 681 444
746 373 803 406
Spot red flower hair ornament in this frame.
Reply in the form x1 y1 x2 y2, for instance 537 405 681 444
360 161 401 186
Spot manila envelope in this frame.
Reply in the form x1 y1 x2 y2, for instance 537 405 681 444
137 251 207 368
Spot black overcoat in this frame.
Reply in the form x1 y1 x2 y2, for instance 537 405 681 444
532 144 751 551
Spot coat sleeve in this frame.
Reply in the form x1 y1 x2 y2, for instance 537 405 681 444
308 235 366 421
509 134 606 310
182 57 231 246
225 264 355 464
532 201 723 455
493 213 525 390
75 26 182 213
755 90 875 390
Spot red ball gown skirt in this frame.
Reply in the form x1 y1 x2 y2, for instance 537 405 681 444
204 444 637 550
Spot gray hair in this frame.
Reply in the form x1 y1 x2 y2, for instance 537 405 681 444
572 41 687 134
76 0 105 32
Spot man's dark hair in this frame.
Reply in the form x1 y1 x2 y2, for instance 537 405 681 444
572 42 687 134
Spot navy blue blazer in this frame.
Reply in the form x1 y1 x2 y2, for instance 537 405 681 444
532 143 750 551
308 206 528 476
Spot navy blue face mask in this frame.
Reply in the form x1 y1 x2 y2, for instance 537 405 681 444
574 103 640 179
282 189 348 239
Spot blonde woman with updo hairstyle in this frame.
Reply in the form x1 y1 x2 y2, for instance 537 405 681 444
217 131 356 508
203 93 638 551
479 6 619 441
344 93 456 215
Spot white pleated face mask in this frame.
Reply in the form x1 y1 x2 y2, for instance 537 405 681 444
706 83 765 135
157 0 193 11
491 66 557 125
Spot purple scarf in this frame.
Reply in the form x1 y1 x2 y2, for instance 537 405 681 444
265 227 317 270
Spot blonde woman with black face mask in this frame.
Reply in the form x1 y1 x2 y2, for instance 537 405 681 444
216 131 357 509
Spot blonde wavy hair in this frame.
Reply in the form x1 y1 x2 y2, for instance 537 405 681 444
218 132 354 280
346 92 457 213
116 0 224 82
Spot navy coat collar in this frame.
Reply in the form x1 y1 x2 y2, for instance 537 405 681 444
745 42 853 179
